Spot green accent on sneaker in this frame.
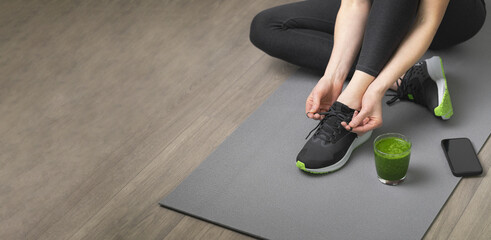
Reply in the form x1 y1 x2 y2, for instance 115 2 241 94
296 161 306 170
296 161 331 174
433 58 454 119
408 94 414 100
296 161 346 174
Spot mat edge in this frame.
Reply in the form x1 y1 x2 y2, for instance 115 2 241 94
159 202 268 240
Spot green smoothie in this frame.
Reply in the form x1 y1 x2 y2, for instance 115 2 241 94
374 136 411 181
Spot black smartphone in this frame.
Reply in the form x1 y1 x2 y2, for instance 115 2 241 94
441 138 483 177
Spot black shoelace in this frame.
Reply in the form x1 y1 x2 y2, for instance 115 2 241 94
386 66 418 105
305 110 352 142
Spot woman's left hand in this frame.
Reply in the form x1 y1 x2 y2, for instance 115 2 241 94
341 88 384 135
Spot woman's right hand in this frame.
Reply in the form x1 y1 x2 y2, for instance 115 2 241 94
305 76 344 120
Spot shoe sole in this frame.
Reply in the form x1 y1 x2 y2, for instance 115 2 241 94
296 130 373 174
426 56 453 120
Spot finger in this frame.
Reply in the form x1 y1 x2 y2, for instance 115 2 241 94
350 111 359 129
363 117 370 125
341 122 351 131
314 113 321 120
352 110 359 119
309 93 320 113
351 123 374 135
351 119 382 135
349 110 368 128
306 112 314 119
305 92 314 113
306 102 313 116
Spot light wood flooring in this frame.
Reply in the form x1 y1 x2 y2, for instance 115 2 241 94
1 0 489 239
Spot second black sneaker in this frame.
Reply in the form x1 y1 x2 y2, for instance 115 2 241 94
386 56 453 120
296 101 372 174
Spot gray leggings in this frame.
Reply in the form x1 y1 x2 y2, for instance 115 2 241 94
250 0 486 77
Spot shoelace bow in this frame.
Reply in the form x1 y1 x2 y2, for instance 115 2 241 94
385 66 418 105
305 110 352 141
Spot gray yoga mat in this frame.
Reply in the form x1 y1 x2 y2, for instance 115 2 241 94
161 22 491 240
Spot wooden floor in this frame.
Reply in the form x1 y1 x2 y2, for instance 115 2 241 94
1 0 489 239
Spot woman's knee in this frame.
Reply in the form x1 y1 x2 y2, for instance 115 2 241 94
430 1 487 50
249 9 274 51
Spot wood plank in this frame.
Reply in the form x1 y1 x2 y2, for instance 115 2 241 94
423 136 491 239
448 166 491 240
64 52 295 240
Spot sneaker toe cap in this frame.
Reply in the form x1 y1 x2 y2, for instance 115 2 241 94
296 143 337 169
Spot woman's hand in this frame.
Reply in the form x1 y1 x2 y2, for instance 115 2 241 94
341 87 384 134
306 76 344 120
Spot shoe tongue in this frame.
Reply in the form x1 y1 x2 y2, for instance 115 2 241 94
315 102 355 141
324 102 355 128
330 101 355 115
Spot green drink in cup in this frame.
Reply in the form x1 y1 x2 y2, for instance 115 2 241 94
374 133 411 185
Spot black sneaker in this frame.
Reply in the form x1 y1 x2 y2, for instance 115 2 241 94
296 101 372 174
386 56 453 120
